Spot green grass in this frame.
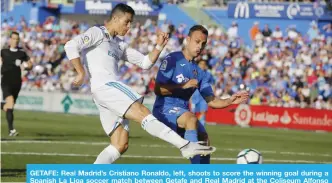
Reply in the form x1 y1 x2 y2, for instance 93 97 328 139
1 110 332 182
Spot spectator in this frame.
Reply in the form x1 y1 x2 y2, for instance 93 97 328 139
262 24 272 38
1 15 330 110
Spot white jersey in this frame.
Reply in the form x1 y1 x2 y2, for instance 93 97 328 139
64 26 147 91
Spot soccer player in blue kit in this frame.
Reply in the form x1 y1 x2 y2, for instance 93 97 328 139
191 60 215 127
152 25 249 164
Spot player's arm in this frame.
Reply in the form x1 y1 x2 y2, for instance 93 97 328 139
210 74 216 93
205 95 232 109
22 52 33 70
205 90 249 109
155 79 198 96
64 26 103 86
199 72 249 109
122 31 169 70
154 55 198 96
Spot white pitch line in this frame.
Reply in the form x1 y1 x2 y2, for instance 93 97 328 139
2 152 331 164
2 140 332 158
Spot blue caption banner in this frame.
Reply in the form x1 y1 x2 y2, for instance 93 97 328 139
27 164 331 183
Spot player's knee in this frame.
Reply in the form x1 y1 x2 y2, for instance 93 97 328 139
6 96 14 104
125 102 151 122
3 103 14 112
137 104 150 117
112 142 129 154
185 114 198 129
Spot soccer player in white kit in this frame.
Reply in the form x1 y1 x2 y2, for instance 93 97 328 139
64 3 216 164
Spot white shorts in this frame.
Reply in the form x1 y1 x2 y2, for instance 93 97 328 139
92 81 143 136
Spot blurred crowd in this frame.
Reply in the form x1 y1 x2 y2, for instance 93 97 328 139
1 15 331 110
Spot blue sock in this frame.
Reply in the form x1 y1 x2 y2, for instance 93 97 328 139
184 130 200 164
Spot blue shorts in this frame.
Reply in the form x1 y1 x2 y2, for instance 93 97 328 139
153 105 207 135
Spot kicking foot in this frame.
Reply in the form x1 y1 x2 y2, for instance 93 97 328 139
180 142 216 159
9 129 19 136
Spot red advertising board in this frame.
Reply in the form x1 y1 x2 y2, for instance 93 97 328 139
206 104 332 132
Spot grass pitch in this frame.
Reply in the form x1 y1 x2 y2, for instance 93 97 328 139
1 110 332 182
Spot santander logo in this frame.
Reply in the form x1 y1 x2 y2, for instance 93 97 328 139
280 111 292 125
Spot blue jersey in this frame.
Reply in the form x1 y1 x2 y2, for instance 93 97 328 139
191 71 215 105
154 51 214 109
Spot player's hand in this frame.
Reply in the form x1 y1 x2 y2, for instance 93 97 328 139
182 79 198 89
230 90 249 104
156 30 169 48
73 73 85 87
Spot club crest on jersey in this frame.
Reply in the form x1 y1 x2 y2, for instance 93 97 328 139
83 36 90 44
160 60 167 71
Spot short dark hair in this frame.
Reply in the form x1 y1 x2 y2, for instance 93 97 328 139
188 25 208 36
110 3 135 19
10 31 19 38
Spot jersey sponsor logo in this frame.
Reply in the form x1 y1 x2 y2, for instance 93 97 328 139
108 50 120 60
180 64 186 66
176 74 189 83
160 60 167 71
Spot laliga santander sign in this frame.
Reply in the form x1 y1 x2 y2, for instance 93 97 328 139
206 104 332 132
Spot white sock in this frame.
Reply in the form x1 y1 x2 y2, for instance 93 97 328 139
141 114 189 149
94 144 121 164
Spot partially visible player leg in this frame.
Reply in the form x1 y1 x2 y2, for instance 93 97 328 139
94 125 128 164
93 103 129 164
198 111 206 124
196 101 207 126
110 120 129 154
2 83 20 136
198 122 210 164
125 102 189 149
196 102 210 164
5 95 16 135
125 102 216 158
177 111 201 164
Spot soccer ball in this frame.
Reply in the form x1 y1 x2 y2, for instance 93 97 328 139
236 148 263 164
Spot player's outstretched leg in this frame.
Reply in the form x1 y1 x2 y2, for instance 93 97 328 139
124 102 216 158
